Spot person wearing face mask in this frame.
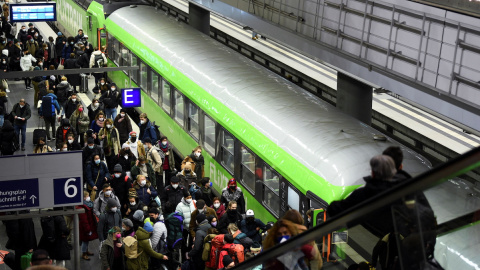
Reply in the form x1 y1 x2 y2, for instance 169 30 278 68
188 213 212 268
64 52 80 92
228 223 253 250
221 178 246 214
143 138 163 187
138 113 157 143
175 192 196 261
87 98 104 122
108 164 132 215
146 207 168 266
158 136 176 186
27 23 39 39
87 156 111 202
25 34 39 56
82 137 104 166
64 92 81 119
161 176 186 212
124 131 146 159
55 118 76 150
126 222 168 270
65 133 81 150
113 109 132 144
20 48 36 90
39 90 61 141
100 226 126 270
182 145 205 181
0 51 9 74
37 209 71 266
114 143 137 173
92 78 109 99
77 191 99 260
217 201 243 234
240 210 266 243
55 76 72 117
55 32 66 63
99 82 121 120
0 120 16 155
97 198 122 242
11 98 31 151
122 218 135 237
17 26 28 48
133 175 158 206
61 36 75 61
189 199 217 239
33 137 53 153
211 197 226 219
69 103 89 146
90 48 108 84
90 111 105 134
125 189 145 223
99 119 121 171
131 156 157 187
177 162 197 188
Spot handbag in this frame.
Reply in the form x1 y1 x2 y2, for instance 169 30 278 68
1 79 8 90
89 169 101 199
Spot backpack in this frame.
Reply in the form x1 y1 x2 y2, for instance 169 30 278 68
41 95 54 117
165 212 184 249
223 244 245 265
202 234 217 262
181 259 196 270
148 121 160 143
155 224 168 255
93 53 104 68
40 216 56 243
123 235 143 259
205 234 224 269
38 81 48 100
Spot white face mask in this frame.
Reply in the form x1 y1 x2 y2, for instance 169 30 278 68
124 155 129 159
106 124 112 129
99 118 104 121
94 103 99 107
186 199 192 204
130 201 136 206
85 197 91 202
20 105 24 108
120 114 125 118
101 82 105 85
140 180 146 186
213 203 220 208
62 148 68 151
68 139 73 144
172 184 178 189
195 152 201 157
162 141 167 146
111 207 117 212
114 173 121 178
105 190 112 196
140 120 146 124
72 98 76 102
111 88 116 91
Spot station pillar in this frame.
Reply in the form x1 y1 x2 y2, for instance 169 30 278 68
189 3 210 36
336 73 373 125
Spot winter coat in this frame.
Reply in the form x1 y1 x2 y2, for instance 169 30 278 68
184 153 205 180
20 53 36 71
90 119 104 134
211 203 226 220
188 220 211 268
100 89 120 109
93 191 121 217
99 126 121 156
17 29 29 44
177 170 197 188
69 111 90 135
125 139 146 159
217 210 243 234
38 215 71 260
221 187 246 214
90 50 107 70
132 180 158 206
131 163 157 187
76 51 90 68
26 40 38 56
64 96 81 119
100 234 125 270
97 209 122 242
55 81 71 103
86 161 111 192
114 152 136 172
126 227 165 270
162 185 187 210
11 102 31 126
61 43 74 60
5 217 37 253
125 198 145 225
139 119 157 143
77 203 99 242
64 58 80 86
113 114 132 144
151 218 168 251
189 207 217 238
240 218 266 243
87 103 105 123
55 37 66 57
146 146 162 173
39 93 61 117
176 198 197 229
201 185 214 207
158 142 175 171
106 172 132 207
55 120 76 148
0 120 16 155
82 144 104 165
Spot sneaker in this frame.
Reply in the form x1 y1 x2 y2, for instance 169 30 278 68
21 147 25 151
47 138 51 142
5 89 10 93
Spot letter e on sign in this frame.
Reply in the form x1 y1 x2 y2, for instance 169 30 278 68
122 88 141 108
53 177 82 205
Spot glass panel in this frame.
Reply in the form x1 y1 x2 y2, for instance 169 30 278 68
140 62 148 90
204 116 215 155
188 103 199 140
131 54 138 82
264 166 279 194
221 131 234 173
113 39 120 65
264 187 280 216
162 80 171 113
288 186 299 211
107 34 113 60
121 44 130 66
151 72 159 102
241 146 255 172
174 90 184 127
240 145 255 193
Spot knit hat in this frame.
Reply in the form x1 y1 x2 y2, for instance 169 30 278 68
114 164 123 173
34 66 40 70
222 255 234 267
129 131 136 136
196 213 206 224
27 35 32 39
196 199 205 210
57 32 62 36
228 178 237 188
207 215 215 223
120 108 127 113
250 241 261 252
183 190 190 198
128 188 137 198
148 207 159 214
107 198 117 209
170 176 180 183
28 23 33 26
143 222 154 233
14 39 18 44
133 210 144 222
122 143 130 149
122 218 133 228
87 137 94 144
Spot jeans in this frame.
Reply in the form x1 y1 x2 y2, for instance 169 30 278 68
81 241 89 253
0 115 4 128
14 123 26 147
59 101 67 116
105 107 117 121
44 116 56 140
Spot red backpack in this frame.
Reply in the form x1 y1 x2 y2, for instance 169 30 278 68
205 234 224 269
217 243 245 269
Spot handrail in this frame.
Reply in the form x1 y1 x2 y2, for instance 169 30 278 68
234 146 480 269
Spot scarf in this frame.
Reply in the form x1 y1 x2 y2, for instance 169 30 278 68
96 119 104 128
84 200 94 208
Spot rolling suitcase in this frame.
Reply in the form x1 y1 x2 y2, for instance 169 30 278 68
80 73 88 93
33 119 47 145
20 251 32 270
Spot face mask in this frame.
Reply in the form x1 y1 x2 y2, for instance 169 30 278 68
308 218 311 223
22 29 26 32
85 197 91 202
105 190 112 196
35 34 38 37
277 235 290 243
211 221 217 227
229 186 236 190
115 173 121 178
30 39 34 42
140 180 146 186
94 103 99 107
70 42 74 45
111 88 116 91
88 145 94 149
213 203 220 208
131 137 137 142
78 108 83 112
162 141 167 146
20 105 24 108
141 163 146 167
68 139 73 144
111 207 117 212
101 82 105 85
2 61 5 64
95 159 100 164
140 120 145 124
130 201 136 206
99 118 104 121
120 113 125 118
62 148 68 151
186 199 192 204
115 233 121 239
195 152 201 157
64 126 69 130
124 155 129 159
72 99 76 102
198 208 205 214
106 124 112 129
172 184 178 189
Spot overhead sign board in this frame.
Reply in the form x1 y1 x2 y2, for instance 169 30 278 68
122 88 142 108
10 3 57 23
0 152 83 212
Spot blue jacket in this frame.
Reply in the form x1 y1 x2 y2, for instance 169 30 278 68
133 181 158 206
90 120 102 134
240 218 266 242
86 161 111 190
139 120 157 143
39 93 61 117
62 44 74 59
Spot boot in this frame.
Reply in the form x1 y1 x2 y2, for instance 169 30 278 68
82 253 90 260
86 250 94 256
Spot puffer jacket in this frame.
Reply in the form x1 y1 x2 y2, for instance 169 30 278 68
132 180 158 206
126 227 165 270
150 217 167 251
55 81 71 103
175 198 196 229
20 53 36 71
93 191 120 217
69 111 90 135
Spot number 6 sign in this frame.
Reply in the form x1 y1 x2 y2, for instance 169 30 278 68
54 177 82 205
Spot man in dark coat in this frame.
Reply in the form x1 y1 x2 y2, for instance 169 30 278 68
240 210 266 243
217 201 243 234
64 93 80 119
4 212 37 270
97 198 122 242
38 213 71 262
64 52 80 91
82 137 104 166
189 199 217 238
188 213 211 269
11 99 31 151
0 120 16 155
161 176 187 212
107 164 133 215
113 109 132 144
99 83 121 120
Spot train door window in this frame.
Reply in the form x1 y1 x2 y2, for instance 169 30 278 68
131 54 138 83
139 62 148 90
162 79 171 114
174 89 184 127
221 129 234 173
112 38 120 65
263 165 280 216
240 145 255 193
120 44 130 68
188 102 199 141
107 34 114 60
288 186 300 211
151 72 159 103
204 115 216 156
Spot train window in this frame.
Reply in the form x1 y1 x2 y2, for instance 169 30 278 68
188 102 199 141
263 165 280 216
139 62 148 90
131 54 138 83
288 186 300 211
107 34 114 61
174 89 184 127
240 145 255 193
121 44 130 67
112 38 120 65
151 72 159 103
221 130 234 173
204 115 216 156
162 79 171 114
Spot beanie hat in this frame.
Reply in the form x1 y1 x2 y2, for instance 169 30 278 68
28 23 33 26
14 39 18 44
228 178 237 188
148 207 159 214
57 32 62 36
207 215 215 223
87 137 94 144
143 222 153 233
250 241 261 252
27 35 32 39
128 188 138 198
196 213 206 224
120 108 127 113
114 164 123 173
196 199 205 209
107 198 117 209
170 176 180 183
222 255 234 267
182 190 190 198
133 210 144 222
122 218 133 228
34 66 40 70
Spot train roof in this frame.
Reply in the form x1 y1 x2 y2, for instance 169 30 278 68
107 6 430 193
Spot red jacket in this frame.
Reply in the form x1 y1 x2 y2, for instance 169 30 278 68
77 203 99 242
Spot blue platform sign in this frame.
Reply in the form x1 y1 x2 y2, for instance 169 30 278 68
54 177 82 205
0 178 39 211
122 88 142 108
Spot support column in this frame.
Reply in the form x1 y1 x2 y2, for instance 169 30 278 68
73 213 80 270
189 3 210 35
336 73 373 125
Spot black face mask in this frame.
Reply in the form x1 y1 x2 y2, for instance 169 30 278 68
131 137 137 142
229 186 236 191
125 149 130 154
228 209 237 216
247 217 255 223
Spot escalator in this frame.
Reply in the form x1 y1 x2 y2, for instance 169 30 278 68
234 147 480 270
